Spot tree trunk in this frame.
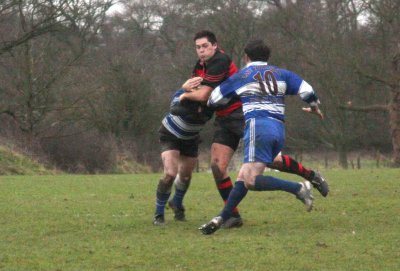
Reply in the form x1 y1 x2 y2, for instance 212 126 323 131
338 145 348 169
389 89 400 166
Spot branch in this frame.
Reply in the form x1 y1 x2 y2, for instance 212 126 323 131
0 25 59 55
0 108 16 118
357 71 395 88
338 103 389 112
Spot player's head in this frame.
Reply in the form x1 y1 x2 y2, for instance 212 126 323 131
194 30 218 62
244 39 271 62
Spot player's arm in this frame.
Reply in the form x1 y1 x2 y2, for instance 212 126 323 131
297 81 323 119
285 70 324 119
181 57 231 103
178 76 209 105
179 84 213 102
207 86 230 107
207 75 238 107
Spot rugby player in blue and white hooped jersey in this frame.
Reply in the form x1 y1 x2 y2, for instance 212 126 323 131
162 89 212 140
153 89 213 225
199 39 324 235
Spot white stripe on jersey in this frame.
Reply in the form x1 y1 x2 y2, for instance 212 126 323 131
297 80 314 100
168 115 203 131
208 87 231 106
162 116 202 140
162 118 181 138
242 102 284 116
249 118 255 162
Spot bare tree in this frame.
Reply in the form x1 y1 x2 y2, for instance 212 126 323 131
341 0 400 166
0 0 113 55
0 0 114 139
0 0 396 172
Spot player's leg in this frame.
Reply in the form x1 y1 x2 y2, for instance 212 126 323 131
199 162 263 235
252 174 313 211
268 154 313 181
154 149 179 225
268 154 329 197
168 137 199 221
169 154 197 221
220 118 312 212
210 142 235 200
220 163 265 219
210 143 243 226
200 117 261 235
210 117 243 228
244 118 313 211
154 128 181 225
200 118 314 234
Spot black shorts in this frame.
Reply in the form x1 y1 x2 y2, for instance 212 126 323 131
212 108 244 151
158 125 199 157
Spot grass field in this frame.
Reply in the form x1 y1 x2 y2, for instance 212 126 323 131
1 169 399 270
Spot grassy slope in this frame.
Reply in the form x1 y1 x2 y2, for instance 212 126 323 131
0 146 54 175
0 169 399 270
0 144 151 175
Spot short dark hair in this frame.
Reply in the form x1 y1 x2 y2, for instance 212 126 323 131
194 30 217 45
244 39 271 62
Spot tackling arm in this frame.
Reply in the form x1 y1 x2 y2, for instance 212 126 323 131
207 79 235 108
297 81 323 119
285 71 323 120
179 84 213 103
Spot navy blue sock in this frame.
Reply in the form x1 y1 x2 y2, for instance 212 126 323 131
216 177 240 217
172 177 190 209
254 175 301 195
155 191 171 215
220 181 248 221
172 188 187 209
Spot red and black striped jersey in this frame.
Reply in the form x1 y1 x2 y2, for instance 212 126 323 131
192 50 237 88
192 50 241 117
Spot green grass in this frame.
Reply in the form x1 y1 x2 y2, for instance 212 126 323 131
0 169 399 270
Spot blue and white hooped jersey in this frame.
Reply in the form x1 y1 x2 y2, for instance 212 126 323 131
207 61 319 122
162 89 210 140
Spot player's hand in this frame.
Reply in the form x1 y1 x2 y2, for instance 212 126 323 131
182 77 203 92
302 105 324 119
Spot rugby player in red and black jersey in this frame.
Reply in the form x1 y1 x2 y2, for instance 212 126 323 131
168 30 328 228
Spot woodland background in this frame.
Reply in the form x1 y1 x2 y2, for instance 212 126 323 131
1 0 399 173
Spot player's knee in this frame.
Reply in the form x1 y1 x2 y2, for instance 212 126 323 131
267 161 279 170
162 173 176 184
270 159 283 169
180 175 192 183
273 154 283 163
163 167 177 178
157 176 174 193
244 177 256 190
